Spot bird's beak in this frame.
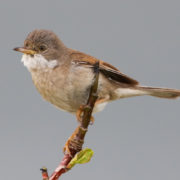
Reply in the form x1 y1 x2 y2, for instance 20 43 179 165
13 47 36 55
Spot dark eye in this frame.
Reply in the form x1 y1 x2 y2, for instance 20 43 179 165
39 45 47 51
25 42 29 48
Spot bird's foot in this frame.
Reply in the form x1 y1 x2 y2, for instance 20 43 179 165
76 105 94 125
63 126 84 156
63 138 72 155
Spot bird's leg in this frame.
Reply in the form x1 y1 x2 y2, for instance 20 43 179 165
76 97 108 125
93 97 108 111
63 126 87 156
76 105 84 123
63 126 81 155
64 65 100 156
95 97 108 105
76 105 94 125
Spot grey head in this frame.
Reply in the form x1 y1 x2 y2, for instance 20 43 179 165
14 29 68 60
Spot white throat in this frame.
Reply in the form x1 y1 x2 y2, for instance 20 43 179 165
21 54 58 71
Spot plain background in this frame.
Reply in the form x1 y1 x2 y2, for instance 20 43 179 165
0 0 180 180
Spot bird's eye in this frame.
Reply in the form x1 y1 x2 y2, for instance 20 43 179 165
25 42 29 48
39 45 47 51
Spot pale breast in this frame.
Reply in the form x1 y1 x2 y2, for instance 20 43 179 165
27 55 114 114
31 70 72 112
30 63 96 113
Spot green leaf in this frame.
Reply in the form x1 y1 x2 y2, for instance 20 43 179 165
67 148 94 169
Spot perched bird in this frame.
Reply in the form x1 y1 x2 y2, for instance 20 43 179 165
14 29 180 119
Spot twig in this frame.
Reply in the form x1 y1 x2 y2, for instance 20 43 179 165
41 62 99 180
40 167 49 180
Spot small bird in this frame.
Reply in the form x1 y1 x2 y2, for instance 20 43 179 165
14 29 180 120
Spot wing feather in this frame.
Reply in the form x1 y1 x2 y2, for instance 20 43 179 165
71 51 139 85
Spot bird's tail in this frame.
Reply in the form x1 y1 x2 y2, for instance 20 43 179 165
136 86 180 99
115 86 180 99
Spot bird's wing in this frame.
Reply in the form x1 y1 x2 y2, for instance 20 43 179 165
71 51 139 85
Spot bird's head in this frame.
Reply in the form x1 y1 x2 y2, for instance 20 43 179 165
14 29 67 70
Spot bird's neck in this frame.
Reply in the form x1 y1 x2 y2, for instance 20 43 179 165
21 54 59 72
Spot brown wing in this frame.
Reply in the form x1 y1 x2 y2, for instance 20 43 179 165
71 51 139 85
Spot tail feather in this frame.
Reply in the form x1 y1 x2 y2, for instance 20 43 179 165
138 86 180 99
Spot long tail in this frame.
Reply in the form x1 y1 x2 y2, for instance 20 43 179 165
137 86 180 99
115 86 180 99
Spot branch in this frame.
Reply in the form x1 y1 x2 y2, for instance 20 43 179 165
41 62 99 180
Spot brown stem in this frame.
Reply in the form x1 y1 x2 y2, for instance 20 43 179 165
41 62 100 180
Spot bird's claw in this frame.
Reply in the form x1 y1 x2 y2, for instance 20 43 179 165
76 105 94 125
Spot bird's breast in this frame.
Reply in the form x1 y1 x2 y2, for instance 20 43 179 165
30 65 95 113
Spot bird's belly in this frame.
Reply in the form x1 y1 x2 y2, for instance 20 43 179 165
31 68 110 114
36 82 87 113
40 88 108 114
31 70 92 113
